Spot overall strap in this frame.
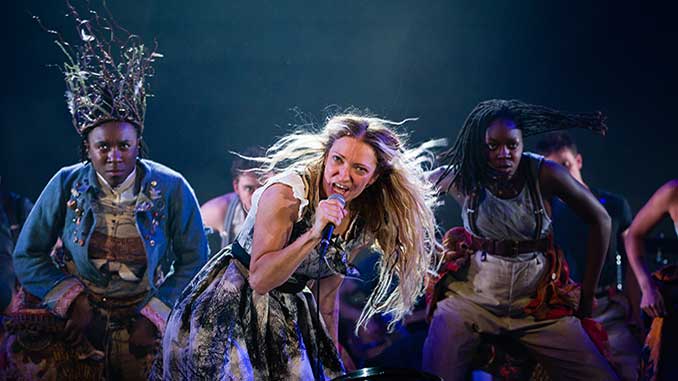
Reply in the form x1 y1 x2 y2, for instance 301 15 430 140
524 155 546 240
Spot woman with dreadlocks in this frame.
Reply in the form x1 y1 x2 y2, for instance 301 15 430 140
153 114 440 380
422 99 619 381
2 5 207 380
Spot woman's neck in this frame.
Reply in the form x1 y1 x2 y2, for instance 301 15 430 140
485 163 526 199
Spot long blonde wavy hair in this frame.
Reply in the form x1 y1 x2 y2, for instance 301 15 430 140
249 113 442 329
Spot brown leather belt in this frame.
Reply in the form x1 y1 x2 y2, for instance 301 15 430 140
470 236 549 257
86 292 146 321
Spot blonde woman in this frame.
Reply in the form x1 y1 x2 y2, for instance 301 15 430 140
153 115 441 380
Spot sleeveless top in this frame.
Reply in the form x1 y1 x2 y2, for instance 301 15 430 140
462 152 552 243
235 171 363 279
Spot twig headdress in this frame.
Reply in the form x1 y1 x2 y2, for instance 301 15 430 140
37 1 162 135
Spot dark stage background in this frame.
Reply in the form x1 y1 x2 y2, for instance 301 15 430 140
2 0 677 235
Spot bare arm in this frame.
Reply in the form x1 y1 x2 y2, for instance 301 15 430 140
624 180 678 317
540 160 611 317
200 195 230 233
248 184 346 294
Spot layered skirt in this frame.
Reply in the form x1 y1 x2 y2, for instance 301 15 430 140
152 247 344 380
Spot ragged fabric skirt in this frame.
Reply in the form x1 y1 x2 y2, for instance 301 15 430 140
151 247 344 381
0 289 156 381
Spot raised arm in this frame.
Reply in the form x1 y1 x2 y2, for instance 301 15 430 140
540 159 611 317
625 180 678 317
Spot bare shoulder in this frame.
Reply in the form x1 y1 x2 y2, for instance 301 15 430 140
656 179 678 200
539 158 577 186
646 179 678 208
538 158 572 193
538 158 566 179
257 183 301 222
629 179 678 234
200 193 235 230
201 193 234 210
654 180 678 219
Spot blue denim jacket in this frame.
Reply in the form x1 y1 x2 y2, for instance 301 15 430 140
13 159 208 313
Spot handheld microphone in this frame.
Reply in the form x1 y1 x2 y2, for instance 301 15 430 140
318 193 345 257
314 193 345 381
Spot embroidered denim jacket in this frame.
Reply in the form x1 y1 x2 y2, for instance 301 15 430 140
12 159 207 330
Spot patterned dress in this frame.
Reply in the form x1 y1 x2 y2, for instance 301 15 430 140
154 172 365 380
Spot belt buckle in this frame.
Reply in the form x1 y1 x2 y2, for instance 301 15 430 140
510 240 520 256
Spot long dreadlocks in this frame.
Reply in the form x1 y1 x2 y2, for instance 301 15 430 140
438 99 607 196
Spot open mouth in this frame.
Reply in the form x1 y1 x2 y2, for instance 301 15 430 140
332 182 350 195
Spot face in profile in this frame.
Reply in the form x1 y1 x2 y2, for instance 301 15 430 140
484 118 523 179
85 121 140 187
545 148 583 184
233 173 262 211
322 136 379 203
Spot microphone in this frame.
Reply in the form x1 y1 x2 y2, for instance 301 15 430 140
314 193 345 381
318 193 345 257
